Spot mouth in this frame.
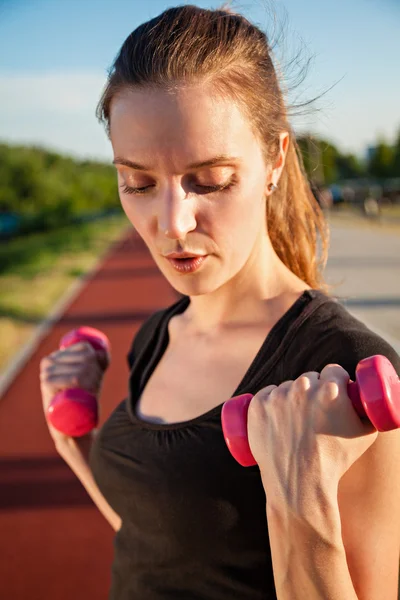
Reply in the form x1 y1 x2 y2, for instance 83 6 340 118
164 252 206 259
164 254 209 274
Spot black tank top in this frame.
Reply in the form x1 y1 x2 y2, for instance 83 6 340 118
89 289 400 599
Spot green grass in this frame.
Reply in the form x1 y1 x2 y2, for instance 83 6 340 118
0 213 130 372
0 215 126 277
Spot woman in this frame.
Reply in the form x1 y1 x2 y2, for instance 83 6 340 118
40 5 400 599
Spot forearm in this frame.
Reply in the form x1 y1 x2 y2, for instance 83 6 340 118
266 497 357 600
56 434 122 532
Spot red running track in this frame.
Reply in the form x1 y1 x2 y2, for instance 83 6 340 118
0 229 178 600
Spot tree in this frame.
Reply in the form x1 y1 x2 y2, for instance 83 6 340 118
391 128 400 177
0 143 119 233
367 137 395 179
297 135 338 185
336 153 365 180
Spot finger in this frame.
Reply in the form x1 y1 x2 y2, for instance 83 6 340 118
61 341 94 350
46 355 88 369
300 371 320 382
319 364 350 387
55 344 107 367
256 384 277 400
44 351 85 365
40 373 81 392
57 342 96 356
40 362 91 380
294 371 320 389
276 380 294 394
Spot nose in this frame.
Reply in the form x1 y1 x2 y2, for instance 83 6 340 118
158 187 197 239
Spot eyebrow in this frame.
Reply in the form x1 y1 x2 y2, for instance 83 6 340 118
112 155 239 171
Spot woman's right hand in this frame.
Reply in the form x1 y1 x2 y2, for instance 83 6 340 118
39 341 110 448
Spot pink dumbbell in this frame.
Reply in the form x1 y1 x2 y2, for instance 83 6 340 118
221 355 400 467
46 326 110 437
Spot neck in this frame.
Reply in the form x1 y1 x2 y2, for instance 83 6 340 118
182 238 309 336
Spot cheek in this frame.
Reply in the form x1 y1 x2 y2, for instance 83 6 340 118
212 187 265 252
119 194 134 220
119 195 154 244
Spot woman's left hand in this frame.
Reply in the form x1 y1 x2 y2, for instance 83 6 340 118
247 364 379 512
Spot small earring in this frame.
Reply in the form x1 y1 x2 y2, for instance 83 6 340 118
268 183 278 193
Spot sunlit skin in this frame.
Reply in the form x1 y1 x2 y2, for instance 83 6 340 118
109 84 309 336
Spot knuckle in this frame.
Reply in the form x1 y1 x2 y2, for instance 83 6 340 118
40 356 52 369
251 390 270 413
319 380 339 401
293 375 311 391
306 371 320 379
40 364 54 380
276 380 293 398
39 363 51 379
278 379 293 389
267 386 281 403
320 363 347 377
257 385 277 400
249 394 262 414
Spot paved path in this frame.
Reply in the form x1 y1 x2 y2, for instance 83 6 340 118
0 222 399 599
0 229 178 600
325 223 400 353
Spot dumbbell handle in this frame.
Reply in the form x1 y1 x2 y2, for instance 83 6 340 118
46 327 110 437
222 355 400 467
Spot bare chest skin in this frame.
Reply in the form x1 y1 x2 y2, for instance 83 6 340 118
135 315 273 425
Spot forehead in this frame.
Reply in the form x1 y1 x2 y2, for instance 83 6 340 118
109 85 260 170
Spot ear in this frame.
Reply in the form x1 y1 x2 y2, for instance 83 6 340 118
266 131 290 192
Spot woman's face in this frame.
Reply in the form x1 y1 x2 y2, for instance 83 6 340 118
109 85 273 297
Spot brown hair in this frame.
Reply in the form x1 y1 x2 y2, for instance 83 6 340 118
96 4 330 292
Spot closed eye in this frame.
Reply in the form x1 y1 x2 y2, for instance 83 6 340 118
120 180 236 196
120 184 153 195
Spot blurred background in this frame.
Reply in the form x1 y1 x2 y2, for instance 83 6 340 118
0 0 399 598
0 0 399 372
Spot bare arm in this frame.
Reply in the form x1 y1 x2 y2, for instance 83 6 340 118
40 341 121 532
56 432 122 532
248 365 400 600
266 493 358 599
264 429 400 600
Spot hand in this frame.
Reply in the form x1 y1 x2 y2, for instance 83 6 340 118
39 341 109 447
247 364 379 512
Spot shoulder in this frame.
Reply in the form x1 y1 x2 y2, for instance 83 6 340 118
282 291 400 380
126 295 189 369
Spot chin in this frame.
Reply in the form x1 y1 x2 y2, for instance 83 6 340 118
158 268 219 297
168 277 216 297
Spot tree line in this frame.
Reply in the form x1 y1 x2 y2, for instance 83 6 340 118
297 129 400 185
1 130 399 235
0 143 119 235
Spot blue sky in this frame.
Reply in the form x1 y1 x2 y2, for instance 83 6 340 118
1 0 399 162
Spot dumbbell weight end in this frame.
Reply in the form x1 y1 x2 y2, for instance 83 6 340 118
222 355 400 467
46 327 109 437
48 388 99 437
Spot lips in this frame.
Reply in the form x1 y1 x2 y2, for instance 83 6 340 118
164 252 206 259
166 254 208 274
